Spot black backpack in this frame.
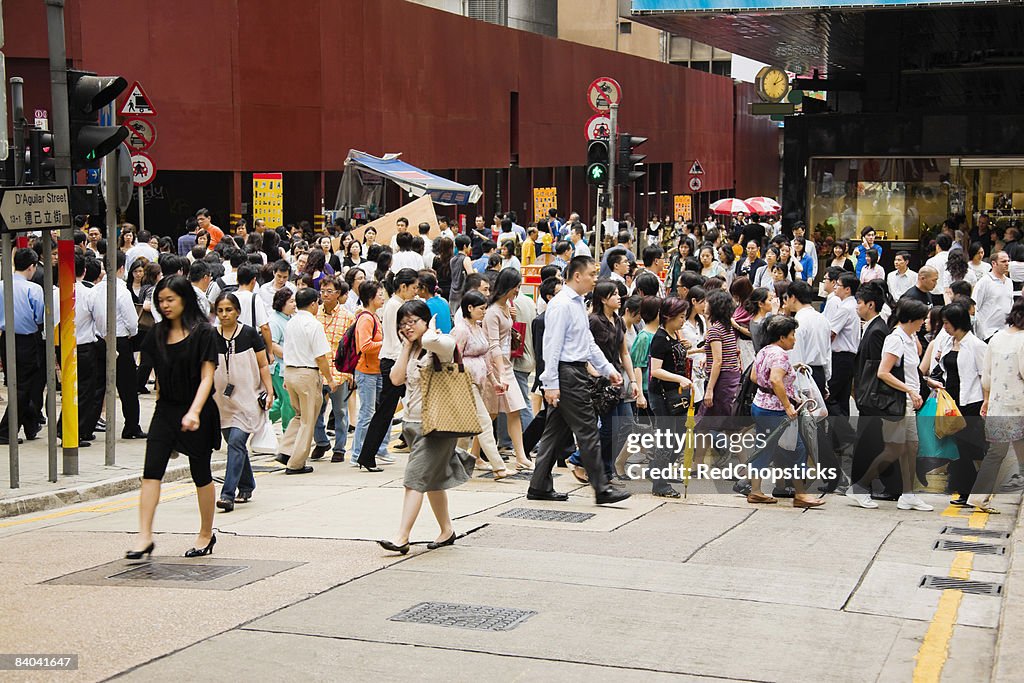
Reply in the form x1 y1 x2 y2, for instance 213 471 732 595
215 276 239 296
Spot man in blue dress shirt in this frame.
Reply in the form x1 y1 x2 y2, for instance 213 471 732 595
0 249 47 444
528 256 631 505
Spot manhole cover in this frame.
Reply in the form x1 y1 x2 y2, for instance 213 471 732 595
940 526 1009 539
498 508 595 523
920 575 1003 596
934 539 1006 555
108 563 248 582
389 602 536 631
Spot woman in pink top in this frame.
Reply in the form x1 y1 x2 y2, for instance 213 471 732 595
483 269 533 471
452 290 512 480
859 249 884 284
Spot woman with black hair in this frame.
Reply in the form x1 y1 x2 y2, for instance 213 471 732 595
745 287 778 353
701 289 743 419
378 300 475 554
748 314 823 508
921 301 987 506
587 280 643 483
211 292 274 511
433 237 455 300
126 275 221 560
302 249 334 290
484 268 533 471
452 290 512 479
646 297 694 498
850 298 933 511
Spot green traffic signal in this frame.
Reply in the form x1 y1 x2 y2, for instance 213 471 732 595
587 163 608 185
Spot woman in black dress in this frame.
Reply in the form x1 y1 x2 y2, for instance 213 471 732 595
126 275 221 560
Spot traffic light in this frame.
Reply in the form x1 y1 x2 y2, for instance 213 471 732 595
616 133 647 186
586 138 609 187
67 70 129 170
28 128 56 184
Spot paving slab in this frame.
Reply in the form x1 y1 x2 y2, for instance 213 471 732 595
844 559 1004 628
873 520 1010 575
460 503 753 563
117 629 722 682
394 544 856 610
460 494 665 533
876 619 996 683
246 569 905 682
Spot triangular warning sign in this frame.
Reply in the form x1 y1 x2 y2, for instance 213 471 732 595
688 160 704 175
120 82 157 117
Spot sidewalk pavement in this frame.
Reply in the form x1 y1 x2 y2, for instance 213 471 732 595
0 392 232 518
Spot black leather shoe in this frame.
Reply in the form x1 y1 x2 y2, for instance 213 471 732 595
596 487 631 505
310 444 330 461
526 489 569 501
772 486 796 499
871 491 900 502
377 540 410 554
330 452 345 463
0 435 24 445
427 532 457 550
285 466 314 475
216 499 235 512
184 534 216 557
82 433 96 441
121 429 148 439
653 488 681 498
274 454 290 466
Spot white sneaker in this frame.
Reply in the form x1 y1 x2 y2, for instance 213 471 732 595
378 454 397 464
897 494 934 511
846 489 879 509
1001 474 1024 492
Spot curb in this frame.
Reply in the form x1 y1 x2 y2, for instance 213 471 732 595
990 496 1024 683
0 459 227 520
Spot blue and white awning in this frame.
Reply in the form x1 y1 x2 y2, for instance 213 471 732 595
344 150 482 206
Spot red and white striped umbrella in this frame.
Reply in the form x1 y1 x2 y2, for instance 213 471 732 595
709 198 753 215
744 196 781 214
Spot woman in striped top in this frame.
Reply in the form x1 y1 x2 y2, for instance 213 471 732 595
700 289 743 419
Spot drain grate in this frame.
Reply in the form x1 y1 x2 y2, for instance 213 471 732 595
498 507 595 523
920 575 1003 596
940 526 1009 539
389 602 536 631
934 539 1006 555
108 563 248 582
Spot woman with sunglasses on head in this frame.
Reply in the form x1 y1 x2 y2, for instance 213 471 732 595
126 275 221 560
378 302 475 554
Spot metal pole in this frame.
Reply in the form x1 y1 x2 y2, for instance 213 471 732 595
137 185 144 232
608 103 619 251
46 0 79 473
595 187 603 258
3 234 19 487
42 232 57 481
9 78 25 185
103 132 118 466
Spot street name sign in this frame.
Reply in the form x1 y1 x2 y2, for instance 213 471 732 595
0 186 71 233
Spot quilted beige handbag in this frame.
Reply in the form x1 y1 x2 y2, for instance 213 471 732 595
421 349 483 438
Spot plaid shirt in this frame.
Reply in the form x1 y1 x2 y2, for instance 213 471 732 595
317 303 354 385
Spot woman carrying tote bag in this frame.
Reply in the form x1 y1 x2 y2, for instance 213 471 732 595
377 302 476 555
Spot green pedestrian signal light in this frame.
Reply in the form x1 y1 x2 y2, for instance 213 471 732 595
586 138 609 187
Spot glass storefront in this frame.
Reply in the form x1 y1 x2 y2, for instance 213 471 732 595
951 158 1024 234
808 157 951 242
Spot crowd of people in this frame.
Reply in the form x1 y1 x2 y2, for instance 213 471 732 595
3 205 1024 558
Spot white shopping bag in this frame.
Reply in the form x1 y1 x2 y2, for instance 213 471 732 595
250 418 279 454
794 367 828 421
779 419 799 451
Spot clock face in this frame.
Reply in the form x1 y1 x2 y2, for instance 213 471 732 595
762 68 789 102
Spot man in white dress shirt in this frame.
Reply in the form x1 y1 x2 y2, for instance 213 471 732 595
93 251 145 439
973 251 1013 342
827 273 862 417
924 233 953 296
886 251 917 302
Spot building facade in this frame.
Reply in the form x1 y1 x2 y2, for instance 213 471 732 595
6 0 777 234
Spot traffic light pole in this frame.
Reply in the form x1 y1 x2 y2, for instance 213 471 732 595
45 0 79 474
608 103 618 231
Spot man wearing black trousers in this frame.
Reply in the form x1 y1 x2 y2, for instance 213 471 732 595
94 251 145 439
0 249 46 445
528 256 629 505
355 269 419 469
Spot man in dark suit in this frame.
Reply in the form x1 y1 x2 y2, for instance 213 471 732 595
847 281 900 507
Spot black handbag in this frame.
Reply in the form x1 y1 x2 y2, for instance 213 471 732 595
659 385 691 416
591 375 622 416
855 359 906 418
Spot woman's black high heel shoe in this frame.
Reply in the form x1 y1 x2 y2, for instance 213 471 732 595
125 542 155 560
377 540 410 554
184 534 217 557
358 463 384 472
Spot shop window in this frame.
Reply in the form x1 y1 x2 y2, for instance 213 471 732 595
808 157 951 243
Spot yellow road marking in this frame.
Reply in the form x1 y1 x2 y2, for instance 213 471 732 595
0 471 271 529
912 505 990 682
